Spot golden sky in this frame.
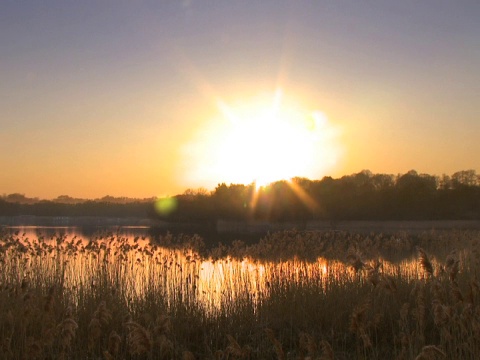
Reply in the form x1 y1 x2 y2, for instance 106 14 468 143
1 2 479 199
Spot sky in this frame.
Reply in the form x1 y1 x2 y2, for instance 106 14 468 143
1 1 479 199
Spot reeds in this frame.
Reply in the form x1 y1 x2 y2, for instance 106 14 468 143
0 229 479 358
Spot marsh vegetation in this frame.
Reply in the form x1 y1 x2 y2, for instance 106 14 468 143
1 229 479 359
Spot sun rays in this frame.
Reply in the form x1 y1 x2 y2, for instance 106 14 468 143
181 89 342 193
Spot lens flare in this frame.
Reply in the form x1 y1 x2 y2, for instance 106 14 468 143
154 197 178 216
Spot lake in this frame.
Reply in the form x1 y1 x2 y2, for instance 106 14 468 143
2 216 480 248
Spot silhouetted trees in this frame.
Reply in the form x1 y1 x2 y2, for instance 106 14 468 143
1 170 479 222
0 198 152 218
150 170 480 223
213 183 253 220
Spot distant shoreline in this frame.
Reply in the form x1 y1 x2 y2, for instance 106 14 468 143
0 215 157 227
1 216 480 235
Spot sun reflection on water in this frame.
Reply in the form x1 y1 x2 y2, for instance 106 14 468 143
0 229 444 316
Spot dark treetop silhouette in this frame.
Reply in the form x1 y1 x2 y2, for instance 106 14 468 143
2 170 479 223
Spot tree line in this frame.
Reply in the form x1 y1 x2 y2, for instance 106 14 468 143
0 198 153 218
1 170 479 222
161 169 480 223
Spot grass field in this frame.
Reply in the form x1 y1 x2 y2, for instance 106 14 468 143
0 228 479 359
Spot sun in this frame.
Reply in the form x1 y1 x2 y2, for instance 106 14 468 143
181 90 341 189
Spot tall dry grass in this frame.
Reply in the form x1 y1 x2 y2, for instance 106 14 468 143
0 228 479 358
